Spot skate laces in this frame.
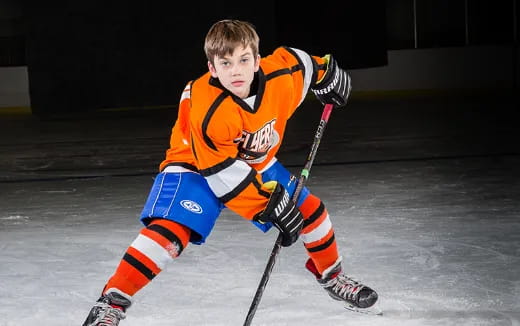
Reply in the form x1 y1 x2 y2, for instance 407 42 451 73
91 302 126 326
323 273 364 302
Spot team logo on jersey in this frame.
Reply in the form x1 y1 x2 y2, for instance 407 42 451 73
180 200 203 214
237 119 279 164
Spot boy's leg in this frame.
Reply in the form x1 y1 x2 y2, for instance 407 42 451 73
262 160 377 309
298 193 339 273
83 171 223 326
83 219 191 326
260 160 339 272
298 193 378 309
103 219 191 297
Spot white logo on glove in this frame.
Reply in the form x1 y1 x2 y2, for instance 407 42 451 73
274 191 290 216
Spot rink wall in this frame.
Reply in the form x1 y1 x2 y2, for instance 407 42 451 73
0 66 31 111
0 45 517 112
349 45 517 93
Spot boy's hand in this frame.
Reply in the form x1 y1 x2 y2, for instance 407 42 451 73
254 181 303 247
311 55 351 108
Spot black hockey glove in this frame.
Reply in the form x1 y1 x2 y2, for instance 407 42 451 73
254 181 304 247
311 55 351 108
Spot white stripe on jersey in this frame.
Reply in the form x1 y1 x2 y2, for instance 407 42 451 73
205 159 253 198
180 83 191 102
290 47 315 106
300 214 332 244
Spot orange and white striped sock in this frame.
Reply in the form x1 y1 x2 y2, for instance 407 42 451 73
299 194 339 274
103 219 191 297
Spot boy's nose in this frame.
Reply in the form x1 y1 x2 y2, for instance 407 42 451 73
231 64 241 75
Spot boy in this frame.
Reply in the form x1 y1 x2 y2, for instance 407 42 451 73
83 19 377 326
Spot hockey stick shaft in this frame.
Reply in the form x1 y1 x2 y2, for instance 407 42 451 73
243 103 334 326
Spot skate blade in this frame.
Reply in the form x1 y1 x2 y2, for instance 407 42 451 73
344 302 383 316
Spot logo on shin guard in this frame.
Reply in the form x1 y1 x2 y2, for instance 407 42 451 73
166 241 182 258
180 200 203 214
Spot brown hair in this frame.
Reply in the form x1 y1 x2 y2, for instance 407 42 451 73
204 19 259 64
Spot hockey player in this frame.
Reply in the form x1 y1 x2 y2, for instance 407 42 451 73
82 19 378 326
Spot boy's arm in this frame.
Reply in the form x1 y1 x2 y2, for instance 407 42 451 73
268 47 351 113
159 82 197 172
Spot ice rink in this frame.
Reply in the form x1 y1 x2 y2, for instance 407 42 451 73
1 94 519 325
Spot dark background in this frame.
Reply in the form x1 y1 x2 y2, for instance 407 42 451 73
22 1 388 115
0 0 516 115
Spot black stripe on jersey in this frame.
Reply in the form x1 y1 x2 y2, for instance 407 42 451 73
147 223 185 254
191 135 198 160
232 94 257 113
254 69 266 110
282 46 306 78
265 67 292 80
238 146 268 159
303 202 325 228
160 162 198 173
202 93 228 151
306 233 335 253
252 177 271 198
123 253 156 280
219 168 257 203
310 56 320 87
199 157 235 177
290 64 302 74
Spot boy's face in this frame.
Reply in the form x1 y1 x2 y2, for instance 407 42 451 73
208 45 260 99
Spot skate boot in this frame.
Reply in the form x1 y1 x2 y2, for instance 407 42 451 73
306 257 378 310
82 290 132 326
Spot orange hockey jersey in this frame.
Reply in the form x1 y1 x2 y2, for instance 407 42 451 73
160 46 327 220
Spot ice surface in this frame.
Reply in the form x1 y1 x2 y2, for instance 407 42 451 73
1 95 519 325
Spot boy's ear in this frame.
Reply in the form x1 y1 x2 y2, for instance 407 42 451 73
208 61 218 77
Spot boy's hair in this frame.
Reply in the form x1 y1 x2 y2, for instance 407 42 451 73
204 19 259 64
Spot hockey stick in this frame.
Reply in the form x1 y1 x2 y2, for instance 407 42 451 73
243 103 335 326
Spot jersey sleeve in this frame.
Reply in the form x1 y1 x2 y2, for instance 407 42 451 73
159 82 197 172
267 47 328 116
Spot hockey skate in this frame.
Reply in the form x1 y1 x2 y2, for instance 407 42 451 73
82 291 132 326
306 258 381 315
